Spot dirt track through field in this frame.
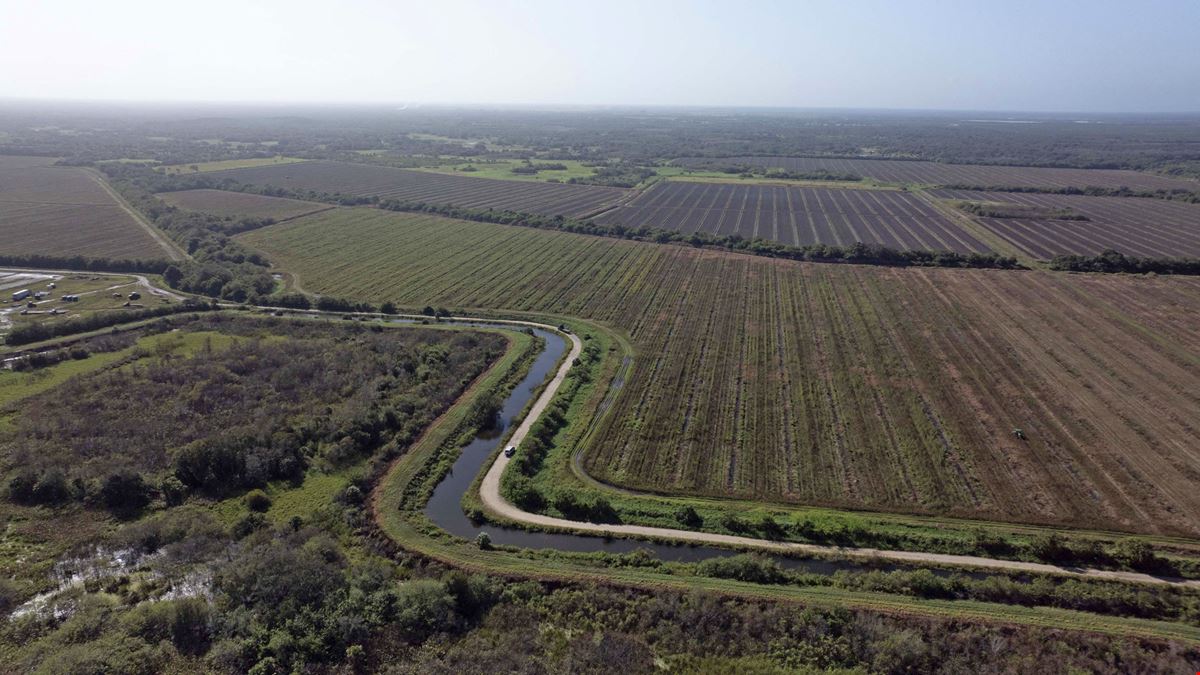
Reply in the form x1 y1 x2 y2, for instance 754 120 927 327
85 170 187 261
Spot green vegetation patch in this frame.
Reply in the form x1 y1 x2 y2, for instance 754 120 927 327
159 156 307 174
1 314 506 510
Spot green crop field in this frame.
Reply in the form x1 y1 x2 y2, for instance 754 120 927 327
413 158 599 183
241 208 1200 538
159 156 307 173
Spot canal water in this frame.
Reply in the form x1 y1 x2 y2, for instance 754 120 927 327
420 325 908 576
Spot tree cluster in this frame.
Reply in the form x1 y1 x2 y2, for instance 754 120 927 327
4 300 215 346
0 253 167 275
4 317 505 511
1049 249 1200 275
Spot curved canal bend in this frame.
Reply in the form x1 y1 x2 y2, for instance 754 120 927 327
413 318 1200 587
422 322 918 575
258 308 1196 586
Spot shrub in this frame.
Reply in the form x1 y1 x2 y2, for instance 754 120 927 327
696 554 785 584
33 471 72 505
719 513 749 534
1028 533 1070 563
244 489 272 512
100 471 154 512
674 505 703 528
394 580 457 640
160 476 187 506
758 515 786 540
232 513 267 539
8 471 38 504
1111 538 1157 570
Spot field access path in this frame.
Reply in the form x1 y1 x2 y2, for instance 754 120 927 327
426 316 1200 589
84 169 189 262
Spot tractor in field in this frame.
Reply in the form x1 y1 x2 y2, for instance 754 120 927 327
1012 428 1026 440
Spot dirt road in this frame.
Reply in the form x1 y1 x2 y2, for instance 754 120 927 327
84 169 188 262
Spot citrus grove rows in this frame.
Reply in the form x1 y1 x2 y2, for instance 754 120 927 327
240 208 1200 537
209 160 627 218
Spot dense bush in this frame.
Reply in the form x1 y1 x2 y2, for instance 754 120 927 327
99 471 154 513
4 300 215 345
99 165 277 302
0 253 167 274
696 554 786 584
1050 249 1200 275
3 316 505 502
243 489 272 512
944 183 1200 203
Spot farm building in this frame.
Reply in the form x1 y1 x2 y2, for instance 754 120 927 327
12 289 31 302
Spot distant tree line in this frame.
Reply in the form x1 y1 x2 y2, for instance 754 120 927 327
701 164 863 182
4 300 215 346
0 253 168 275
510 161 569 175
1049 249 1200 275
943 183 1200 204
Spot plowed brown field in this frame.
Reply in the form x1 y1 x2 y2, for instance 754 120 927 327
0 156 168 259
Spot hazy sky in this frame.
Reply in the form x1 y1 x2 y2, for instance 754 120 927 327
1 0 1197 112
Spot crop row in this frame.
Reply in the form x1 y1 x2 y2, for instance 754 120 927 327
679 156 1200 191
241 208 1200 537
208 160 628 218
931 188 1200 258
596 182 990 253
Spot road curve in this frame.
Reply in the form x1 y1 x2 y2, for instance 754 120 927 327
473 323 1200 589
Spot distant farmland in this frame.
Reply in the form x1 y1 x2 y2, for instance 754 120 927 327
208 160 628 218
158 189 332 221
0 156 172 259
932 188 1200 258
595 181 990 253
242 208 1200 536
679 156 1200 191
